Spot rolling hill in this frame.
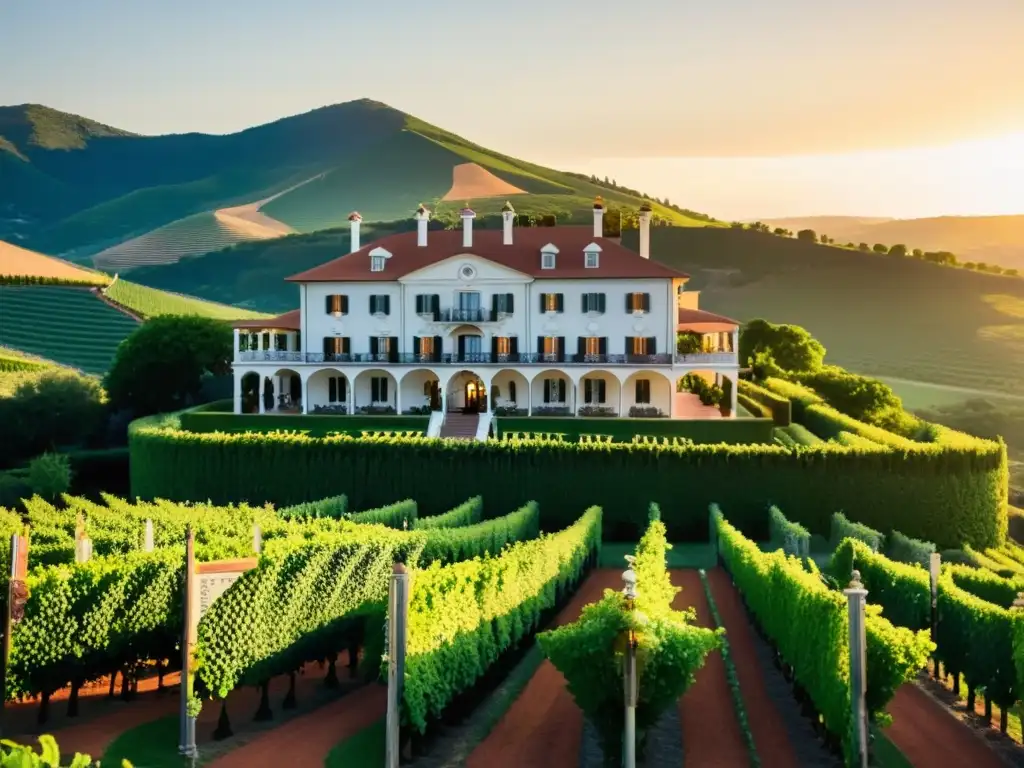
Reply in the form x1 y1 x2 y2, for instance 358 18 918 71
1 100 712 267
759 214 1024 270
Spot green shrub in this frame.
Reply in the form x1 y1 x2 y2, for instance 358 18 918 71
738 380 792 426
539 508 718 765
0 355 50 373
833 431 880 449
828 539 931 631
413 496 483 530
27 453 72 501
418 502 539 565
795 367 904 426
348 500 417 529
887 531 936 568
769 505 810 556
946 564 1023 609
278 495 348 520
402 507 601 734
129 409 1007 549
715 506 931 763
831 512 885 552
738 393 770 419
782 423 822 446
0 734 119 766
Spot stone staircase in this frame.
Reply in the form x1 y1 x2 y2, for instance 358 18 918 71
440 413 480 440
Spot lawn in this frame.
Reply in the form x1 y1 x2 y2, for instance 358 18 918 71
324 719 385 768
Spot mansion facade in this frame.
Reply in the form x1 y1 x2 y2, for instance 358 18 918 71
232 200 740 436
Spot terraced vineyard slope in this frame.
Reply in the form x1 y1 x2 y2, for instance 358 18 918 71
103 279 271 320
0 285 139 373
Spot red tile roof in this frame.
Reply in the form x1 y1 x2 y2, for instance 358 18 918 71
233 309 300 330
677 307 739 332
286 226 688 282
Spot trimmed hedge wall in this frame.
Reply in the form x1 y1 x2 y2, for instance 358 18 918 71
128 409 1006 547
738 380 792 426
179 411 430 437
494 416 774 445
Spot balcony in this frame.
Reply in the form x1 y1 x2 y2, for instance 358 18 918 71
237 350 737 366
435 308 502 323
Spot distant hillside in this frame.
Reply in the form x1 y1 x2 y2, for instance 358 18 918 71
0 99 714 266
759 214 1024 270
0 239 107 284
624 227 1024 398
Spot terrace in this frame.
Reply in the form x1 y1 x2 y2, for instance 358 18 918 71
235 350 738 366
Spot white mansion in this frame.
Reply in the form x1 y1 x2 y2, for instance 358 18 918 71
232 199 740 437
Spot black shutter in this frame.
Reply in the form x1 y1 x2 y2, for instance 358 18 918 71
458 335 466 359
647 337 657 355
598 379 606 403
539 293 547 312
537 335 544 354
506 293 514 313
510 336 519 356
543 380 551 403
584 379 592 403
384 296 391 315
322 337 330 355
558 379 566 402
381 378 389 402
582 294 588 313
626 293 633 312
431 294 440 318
643 293 651 312
325 295 332 314
342 337 350 354
491 336 499 358
413 337 421 355
556 293 564 313
599 337 608 356
577 337 585 357
558 336 565 362
372 378 380 402
433 335 442 362
329 378 337 402
635 379 642 403
370 337 379 355
341 295 348 314
625 336 633 356
599 293 606 313
369 295 376 314
415 295 423 314
389 336 399 362
491 294 498 316
340 377 348 401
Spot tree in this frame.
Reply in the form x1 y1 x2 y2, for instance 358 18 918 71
739 318 825 373
859 243 870 252
773 227 792 237
872 243 889 254
912 248 923 258
889 244 908 258
796 229 817 242
105 315 232 417
798 367 904 426
0 370 105 468
27 453 72 501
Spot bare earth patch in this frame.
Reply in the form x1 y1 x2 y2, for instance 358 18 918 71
0 240 105 282
442 163 527 202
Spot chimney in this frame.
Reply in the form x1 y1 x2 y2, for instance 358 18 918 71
414 204 430 247
460 206 476 248
347 211 362 253
501 201 515 245
638 201 652 259
592 196 604 238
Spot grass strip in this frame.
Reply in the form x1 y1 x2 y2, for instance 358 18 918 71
699 568 761 768
324 717 385 768
872 725 914 768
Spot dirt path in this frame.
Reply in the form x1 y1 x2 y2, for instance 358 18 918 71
675 569 751 766
206 684 386 768
466 569 621 768
707 568 801 768
886 684 1005 768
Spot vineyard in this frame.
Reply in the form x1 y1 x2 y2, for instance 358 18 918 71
102 279 270 321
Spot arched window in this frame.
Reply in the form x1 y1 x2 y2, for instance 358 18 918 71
509 381 517 403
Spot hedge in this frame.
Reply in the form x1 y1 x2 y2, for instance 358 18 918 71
769 505 810 556
349 500 417 529
402 507 601 733
714 506 931 764
418 502 540 566
829 539 931 631
887 531 935 568
738 380 792 426
179 411 430 437
946 564 1023 609
128 409 1006 548
737 394 770 420
782 424 822 446
278 494 348 520
494 416 774 445
831 512 885 552
413 496 483 530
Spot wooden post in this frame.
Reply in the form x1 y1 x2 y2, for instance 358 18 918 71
143 519 154 552
0 533 27 738
179 526 198 759
845 570 869 768
385 563 409 768
929 552 940 674
252 524 262 555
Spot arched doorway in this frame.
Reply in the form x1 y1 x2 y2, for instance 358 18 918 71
399 369 441 414
241 372 261 414
271 368 302 412
447 370 488 413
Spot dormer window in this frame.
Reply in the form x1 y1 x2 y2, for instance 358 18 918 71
540 244 559 270
369 246 391 272
583 242 602 268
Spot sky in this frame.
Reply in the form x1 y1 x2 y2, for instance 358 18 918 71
2 0 1024 219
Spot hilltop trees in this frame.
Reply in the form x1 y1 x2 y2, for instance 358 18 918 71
105 315 232 417
739 318 825 373
796 229 817 243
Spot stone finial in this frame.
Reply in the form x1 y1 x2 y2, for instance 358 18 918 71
623 555 638 600
849 570 864 590
1013 591 1024 610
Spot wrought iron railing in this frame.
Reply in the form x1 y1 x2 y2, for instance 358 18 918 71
436 308 501 323
237 351 737 366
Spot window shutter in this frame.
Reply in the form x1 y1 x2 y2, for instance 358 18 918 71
643 293 651 312
599 337 608 356
458 335 466 358
322 337 330 355
381 377 389 401
341 295 349 314
413 337 421 355
329 378 337 402
372 378 380 402
389 336 398 362
599 293 606 313
543 380 551 403
491 336 499 358
325 295 332 314
635 380 642 402
384 296 391 315
647 336 657 355
625 336 633 356
558 379 566 402
626 293 633 312
539 293 547 312
433 335 442 361
598 379 606 402
577 337 585 357
370 337 379 355
582 294 589 313
537 335 544 354
557 337 565 362
509 381 517 402
342 337 350 354
431 294 440 317
340 377 348 401
510 336 519 355
491 294 498 315
556 293 564 313
369 295 376 314
506 293 514 313
415 295 423 314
